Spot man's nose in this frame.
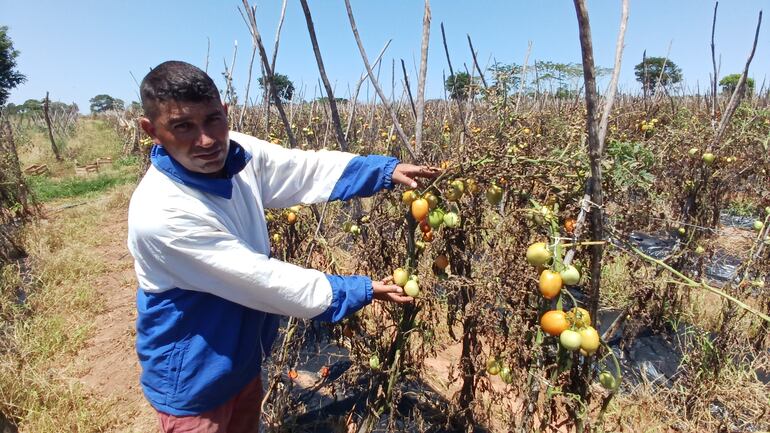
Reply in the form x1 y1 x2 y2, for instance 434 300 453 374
198 129 216 148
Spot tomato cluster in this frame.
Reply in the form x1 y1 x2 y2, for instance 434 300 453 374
525 240 620 389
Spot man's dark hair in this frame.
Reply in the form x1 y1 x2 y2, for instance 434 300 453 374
140 61 220 119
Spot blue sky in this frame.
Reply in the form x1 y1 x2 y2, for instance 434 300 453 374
3 0 768 112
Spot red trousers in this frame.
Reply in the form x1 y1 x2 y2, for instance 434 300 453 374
156 375 263 433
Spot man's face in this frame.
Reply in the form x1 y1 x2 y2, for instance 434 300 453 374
140 99 229 175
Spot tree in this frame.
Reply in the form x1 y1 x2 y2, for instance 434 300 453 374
20 98 42 115
445 72 473 100
3 102 18 114
258 73 294 101
634 56 683 94
488 63 522 96
0 26 26 106
488 61 609 97
719 73 755 96
316 96 348 104
128 101 142 112
89 94 124 113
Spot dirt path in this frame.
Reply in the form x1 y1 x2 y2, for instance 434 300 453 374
71 204 156 433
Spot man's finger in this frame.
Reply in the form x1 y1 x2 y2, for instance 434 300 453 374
392 171 418 188
417 166 441 177
389 293 414 303
381 276 394 284
373 283 404 294
382 284 404 293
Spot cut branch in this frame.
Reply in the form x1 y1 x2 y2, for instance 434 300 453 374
401 59 417 120
414 0 431 154
239 0 297 148
710 1 719 123
467 34 488 89
43 92 61 161
344 0 416 160
573 0 605 322
711 10 762 148
440 22 469 136
299 0 348 152
344 41 391 140
597 0 629 151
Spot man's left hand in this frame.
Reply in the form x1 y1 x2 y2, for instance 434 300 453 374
392 163 441 189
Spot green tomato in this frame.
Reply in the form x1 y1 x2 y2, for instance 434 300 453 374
499 366 513 384
369 355 380 370
526 242 552 266
445 188 461 202
599 371 617 390
404 279 420 297
559 329 582 351
450 179 465 194
702 152 715 164
428 209 445 229
753 220 764 231
349 224 361 235
695 245 705 255
414 241 426 251
688 147 699 156
443 212 460 228
560 265 580 286
393 268 410 287
486 185 503 206
486 358 501 376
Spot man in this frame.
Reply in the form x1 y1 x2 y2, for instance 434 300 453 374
128 60 438 432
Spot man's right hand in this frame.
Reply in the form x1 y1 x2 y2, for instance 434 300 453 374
372 276 414 304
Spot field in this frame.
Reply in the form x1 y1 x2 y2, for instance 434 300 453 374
0 6 769 431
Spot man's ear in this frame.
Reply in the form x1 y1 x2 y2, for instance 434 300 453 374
222 103 229 117
139 117 159 144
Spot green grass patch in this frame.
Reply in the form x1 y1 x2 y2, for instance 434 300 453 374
27 171 135 202
0 192 124 432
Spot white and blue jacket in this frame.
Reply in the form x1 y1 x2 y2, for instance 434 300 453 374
127 131 398 415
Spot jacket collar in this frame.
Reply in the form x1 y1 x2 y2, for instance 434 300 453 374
150 139 252 199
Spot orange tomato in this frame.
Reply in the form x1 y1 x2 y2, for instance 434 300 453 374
286 211 297 225
411 198 429 220
539 270 563 299
540 310 569 336
422 230 434 242
564 218 576 234
288 369 298 380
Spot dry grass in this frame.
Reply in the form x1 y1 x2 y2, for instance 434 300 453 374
600 253 636 309
0 119 136 432
605 357 770 432
16 119 124 174
0 193 130 432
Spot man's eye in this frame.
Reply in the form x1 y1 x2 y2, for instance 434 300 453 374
174 122 190 131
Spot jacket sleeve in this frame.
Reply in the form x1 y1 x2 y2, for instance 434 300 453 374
233 132 399 208
128 209 372 321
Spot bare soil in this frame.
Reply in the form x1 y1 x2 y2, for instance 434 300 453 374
70 207 156 433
